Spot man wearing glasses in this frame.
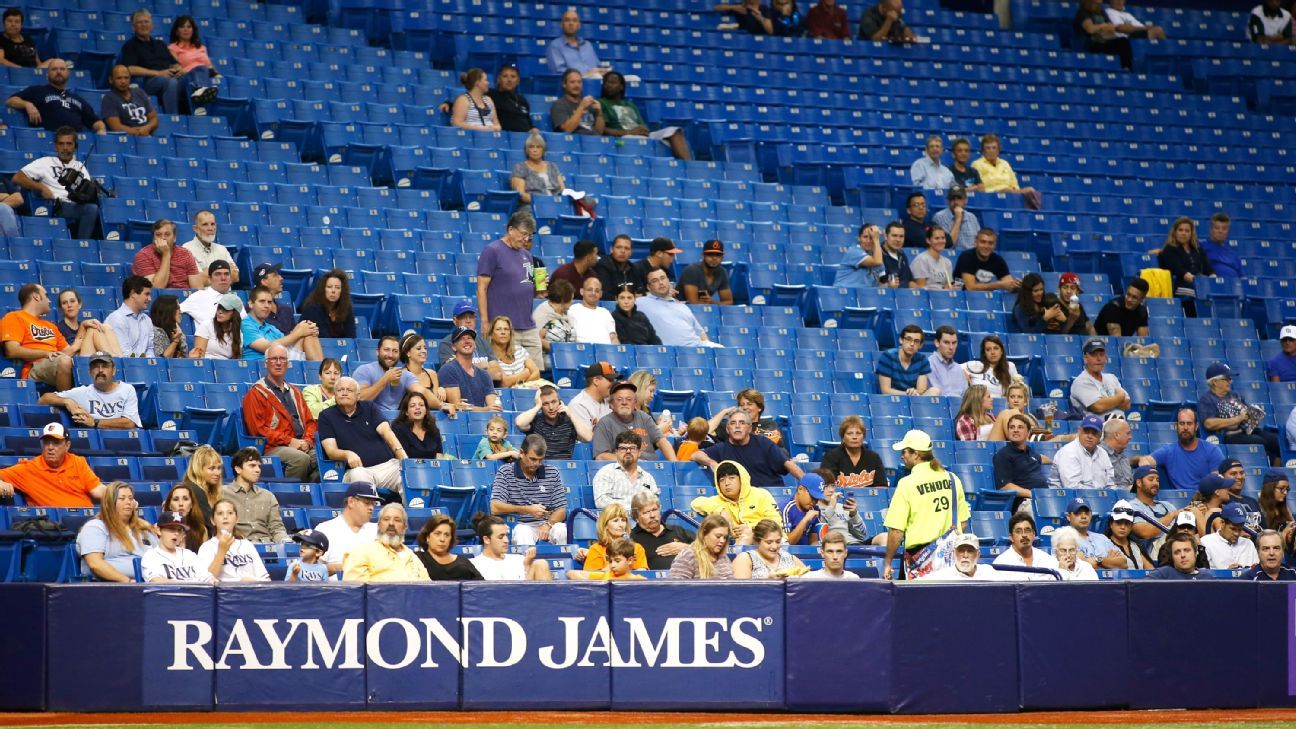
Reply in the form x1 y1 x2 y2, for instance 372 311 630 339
241 344 318 481
592 430 658 510
477 211 543 366
877 324 931 396
991 512 1058 580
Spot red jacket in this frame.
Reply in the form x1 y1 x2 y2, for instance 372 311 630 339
807 3 850 40
242 378 317 449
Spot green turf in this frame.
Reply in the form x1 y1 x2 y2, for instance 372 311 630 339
30 722 1296 729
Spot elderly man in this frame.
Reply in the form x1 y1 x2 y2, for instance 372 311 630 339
1048 414 1114 490
693 410 803 489
315 482 381 575
181 210 238 287
593 381 676 461
317 376 407 492
436 299 482 366
931 186 981 252
5 59 105 133
1100 418 1140 489
223 447 288 544
132 219 201 290
38 352 140 429
991 513 1059 579
242 344 319 481
490 435 568 545
477 211 543 366
0 423 103 507
354 335 430 412
121 8 216 113
242 285 324 362
1149 408 1224 492
920 532 1001 581
1265 325 1296 382
1200 503 1259 570
635 269 721 348
568 276 618 344
13 127 102 238
948 137 983 191
437 326 502 412
593 430 659 509
1064 497 1126 569
516 384 592 460
859 0 917 41
546 8 610 76
1070 338 1130 419
101 64 157 136
343 503 429 582
954 228 1020 292
910 137 953 191
103 276 154 357
1245 530 1296 580
629 490 694 570
179 260 236 324
1145 532 1215 580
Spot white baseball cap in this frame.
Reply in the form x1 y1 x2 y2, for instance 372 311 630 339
952 532 979 550
1281 325 1296 341
40 422 68 441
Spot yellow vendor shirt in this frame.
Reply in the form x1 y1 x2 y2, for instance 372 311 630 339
342 541 430 582
882 461 969 547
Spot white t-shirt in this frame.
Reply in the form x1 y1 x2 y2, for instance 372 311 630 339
962 360 1020 398
316 515 378 567
196 536 271 582
141 545 214 583
58 382 141 427
20 155 89 201
920 564 1004 581
1104 6 1145 37
568 390 611 429
1055 560 1100 581
180 286 237 324
193 317 236 360
470 552 528 580
568 303 617 344
1200 532 1259 570
992 547 1060 580
182 238 236 278
796 568 861 580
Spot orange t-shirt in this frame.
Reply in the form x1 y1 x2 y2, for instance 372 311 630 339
590 571 647 580
676 441 701 461
1 310 67 378
583 541 649 571
0 452 100 507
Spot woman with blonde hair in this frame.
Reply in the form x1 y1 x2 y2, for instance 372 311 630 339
628 370 678 435
76 481 155 582
1157 216 1212 317
954 384 999 441
669 513 734 579
487 315 542 388
181 445 224 527
581 502 649 570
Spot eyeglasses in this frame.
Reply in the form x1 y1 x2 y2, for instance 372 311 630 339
266 357 288 363
616 445 639 452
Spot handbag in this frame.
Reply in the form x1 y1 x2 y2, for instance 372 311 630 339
902 472 961 580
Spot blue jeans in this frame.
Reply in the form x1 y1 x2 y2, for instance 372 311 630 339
0 204 17 237
136 66 213 114
56 200 98 239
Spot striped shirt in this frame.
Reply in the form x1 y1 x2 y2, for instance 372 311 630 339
877 347 931 392
490 461 567 524
520 411 578 460
592 462 658 510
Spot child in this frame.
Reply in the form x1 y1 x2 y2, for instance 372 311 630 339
196 499 271 582
472 415 519 461
781 472 825 546
674 417 713 461
568 538 646 580
141 511 215 584
287 528 331 582
817 474 869 545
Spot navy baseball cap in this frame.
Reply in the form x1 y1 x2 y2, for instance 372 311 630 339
1197 473 1232 498
344 482 381 502
156 511 189 529
1218 457 1243 474
450 326 477 343
1066 497 1090 514
1205 362 1233 381
1132 464 1157 482
1082 338 1107 355
293 528 330 551
253 261 282 283
1219 502 1247 525
1263 468 1290 485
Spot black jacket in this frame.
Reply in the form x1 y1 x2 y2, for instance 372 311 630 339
613 306 661 345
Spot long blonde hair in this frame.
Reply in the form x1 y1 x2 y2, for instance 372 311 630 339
627 370 657 414
596 503 630 547
183 444 224 506
691 514 730 579
97 481 152 552
957 384 994 426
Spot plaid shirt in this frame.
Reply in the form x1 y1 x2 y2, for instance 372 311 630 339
955 414 986 442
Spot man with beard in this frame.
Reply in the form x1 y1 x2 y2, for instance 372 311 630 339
629 491 693 570
38 352 140 429
487 64 534 133
594 430 659 509
6 59 105 132
1150 407 1224 492
920 533 1002 581
343 503 428 582
181 211 239 287
598 70 691 160
1127 464 1195 557
678 240 734 305
354 335 430 412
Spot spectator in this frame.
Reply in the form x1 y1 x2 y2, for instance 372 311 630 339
918 532 1001 581
76 481 154 582
121 9 216 113
1063 498 1125 568
1158 216 1212 317
581 503 649 570
14 127 102 238
550 69 604 135
54 289 119 353
954 384 999 442
168 14 220 83
150 295 186 359
821 415 888 488
690 460 780 545
474 414 518 463
1245 530 1296 581
878 324 931 396
302 358 341 418
1048 414 1114 489
781 472 826 546
342 503 429 583
1222 458 1262 530
1105 0 1167 39
708 388 788 452
613 284 661 345
391 390 444 460
0 422 103 506
910 137 953 190
416 513 484 581
630 491 694 570
102 276 154 357
477 211 543 366
189 293 242 360
535 279 577 357
837 222 888 287
318 376 408 492
1259 470 1293 532
1199 361 1280 464
517 384 592 460
676 418 712 462
487 64 534 134
1287 406 1296 455
469 514 554 580
1266 325 1296 382
930 186 980 253
1100 417 1138 489
1149 408 1224 492
911 226 955 290
162 483 208 552
101 64 157 136
241 344 318 481
771 0 808 35
993 412 1050 511
5 60 104 132
251 262 294 335
954 228 1020 292
180 445 224 528
569 362 616 428
627 371 676 438
693 410 802 489
353 336 422 411
992 513 1059 578
398 333 445 407
948 137 984 191
299 269 355 339
678 240 734 305
133 220 201 290
568 278 619 345
807 0 851 39
197 499 271 583
637 269 721 347
733 519 809 578
963 334 1021 397
2 283 101 390
633 238 682 286
450 68 501 132
1126 465 1186 556
486 316 543 388
489 434 569 545
882 430 969 580
716 1 774 34
595 234 643 298
550 240 599 293
1012 273 1067 334
1049 526 1099 581
1200 502 1259 570
1094 277 1150 337
242 285 323 362
142 510 213 584
222 447 288 544
179 261 236 325
900 192 929 249
800 531 862 580
547 8 610 76
859 0 916 41
991 381 1063 442
593 380 676 461
1248 0 1292 44
0 8 44 67
925 325 966 399
37 352 141 429
179 211 238 286
1074 0 1133 70
1056 272 1096 336
599 71 692 160
1145 531 1215 580
1104 500 1154 569
1070 338 1130 418
436 300 484 367
315 482 381 575
972 134 1040 208
668 513 734 578
1202 212 1241 279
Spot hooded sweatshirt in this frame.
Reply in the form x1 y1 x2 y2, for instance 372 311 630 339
690 460 781 530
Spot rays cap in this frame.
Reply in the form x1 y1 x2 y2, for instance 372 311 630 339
253 262 283 283
1079 414 1105 432
451 299 476 318
1066 497 1091 514
1205 362 1233 382
1281 325 1296 341
798 472 825 501
450 326 477 343
1219 502 1247 525
292 528 330 552
1197 473 1233 498
1173 511 1198 528
1109 500 1136 522
344 482 382 502
156 511 189 529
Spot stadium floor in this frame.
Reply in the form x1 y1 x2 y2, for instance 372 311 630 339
4 709 1296 728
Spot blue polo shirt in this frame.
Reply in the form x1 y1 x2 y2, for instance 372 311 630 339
240 317 283 361
877 347 930 392
1150 439 1224 492
1266 352 1296 382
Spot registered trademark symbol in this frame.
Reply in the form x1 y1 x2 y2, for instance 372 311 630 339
763 617 773 626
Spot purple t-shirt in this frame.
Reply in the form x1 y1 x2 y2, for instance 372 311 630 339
477 239 536 330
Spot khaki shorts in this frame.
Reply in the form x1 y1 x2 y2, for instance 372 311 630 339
29 356 61 387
